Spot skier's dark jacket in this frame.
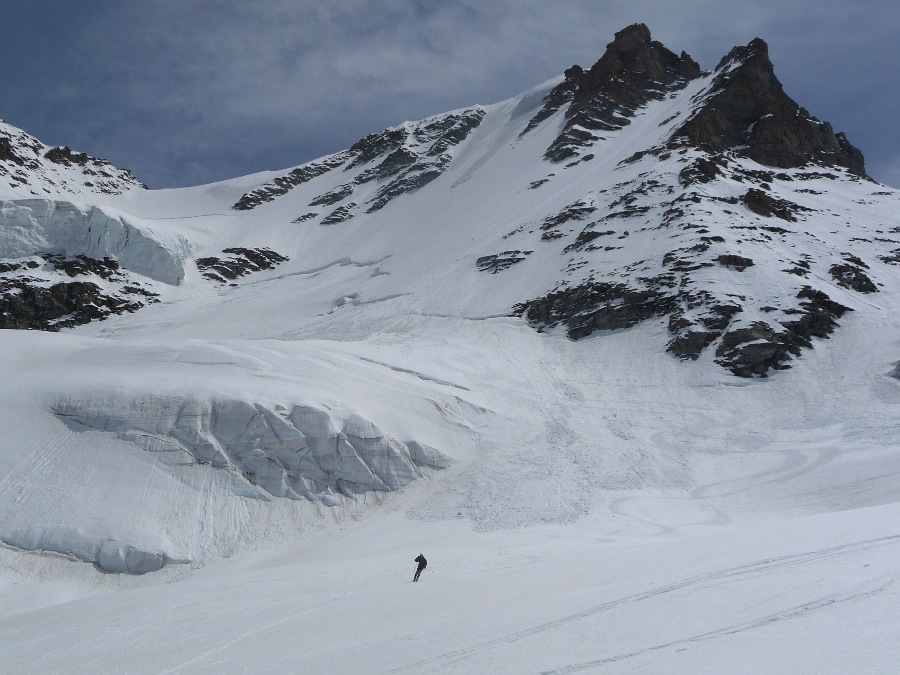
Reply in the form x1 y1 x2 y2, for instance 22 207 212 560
415 554 427 569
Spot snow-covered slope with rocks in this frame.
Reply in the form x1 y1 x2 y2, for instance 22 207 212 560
1 23 899 673
0 119 145 199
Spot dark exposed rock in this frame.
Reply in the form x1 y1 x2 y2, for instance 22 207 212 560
44 146 90 166
605 206 651 220
671 38 866 176
418 109 486 155
293 212 319 223
565 153 594 168
878 249 900 265
0 281 141 330
233 154 348 210
529 178 551 189
309 183 355 207
667 330 719 360
699 303 744 331
1 126 146 195
533 24 701 162
666 296 743 359
365 156 450 213
346 128 408 170
540 201 596 234
829 263 877 293
513 280 678 339
0 260 37 273
541 230 566 241
717 254 754 270
354 148 418 184
783 287 852 344
715 321 791 377
321 203 357 225
514 250 852 376
196 248 288 283
743 188 803 221
714 287 851 376
336 111 483 212
42 254 121 279
476 250 533 273
564 229 616 253
679 156 725 186
0 253 159 331
351 109 482 181
0 137 26 166
519 72 580 138
843 254 868 269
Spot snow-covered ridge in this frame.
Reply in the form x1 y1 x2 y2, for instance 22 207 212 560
0 199 190 285
231 106 486 216
0 120 145 199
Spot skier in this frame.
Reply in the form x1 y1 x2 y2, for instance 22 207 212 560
413 553 427 582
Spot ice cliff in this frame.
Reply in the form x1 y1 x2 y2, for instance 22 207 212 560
0 199 190 285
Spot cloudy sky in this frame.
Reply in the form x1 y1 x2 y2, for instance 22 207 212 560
1 1 897 188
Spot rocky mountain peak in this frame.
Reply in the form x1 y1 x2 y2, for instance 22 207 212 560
672 37 866 176
523 24 701 162
575 22 701 98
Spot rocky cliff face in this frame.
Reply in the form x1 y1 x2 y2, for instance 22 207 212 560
671 39 866 176
523 24 701 162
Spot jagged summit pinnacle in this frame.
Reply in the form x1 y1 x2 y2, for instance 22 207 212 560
521 24 866 177
522 23 701 161
715 36 770 71
672 35 866 176
581 23 701 87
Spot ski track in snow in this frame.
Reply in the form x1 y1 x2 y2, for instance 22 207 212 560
388 535 900 674
544 579 894 674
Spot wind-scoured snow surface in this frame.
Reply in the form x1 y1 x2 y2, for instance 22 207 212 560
2 35 900 672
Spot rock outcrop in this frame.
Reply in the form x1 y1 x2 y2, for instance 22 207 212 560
671 39 866 176
233 109 485 214
523 24 700 162
196 247 288 283
0 254 157 330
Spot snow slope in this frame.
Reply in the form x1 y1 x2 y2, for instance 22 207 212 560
1 25 899 673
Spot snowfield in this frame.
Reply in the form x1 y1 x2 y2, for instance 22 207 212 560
1 30 900 673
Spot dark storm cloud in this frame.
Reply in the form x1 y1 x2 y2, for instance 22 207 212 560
0 1 896 187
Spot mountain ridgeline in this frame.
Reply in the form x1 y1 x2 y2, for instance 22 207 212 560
0 23 895 379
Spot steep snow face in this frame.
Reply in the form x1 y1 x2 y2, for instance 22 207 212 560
0 120 145 199
0 199 190 284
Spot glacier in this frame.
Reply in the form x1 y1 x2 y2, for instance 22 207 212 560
0 23 899 674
